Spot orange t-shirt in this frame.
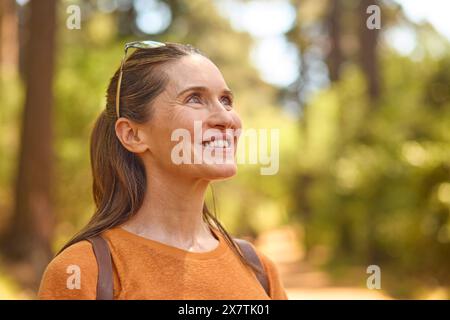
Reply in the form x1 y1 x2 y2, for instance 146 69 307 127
38 226 288 300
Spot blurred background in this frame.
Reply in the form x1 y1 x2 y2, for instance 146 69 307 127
0 0 449 299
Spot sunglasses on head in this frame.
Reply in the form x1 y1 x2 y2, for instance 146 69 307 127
115 40 166 118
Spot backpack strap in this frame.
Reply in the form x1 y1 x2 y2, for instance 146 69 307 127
233 238 270 297
87 235 114 300
87 235 270 300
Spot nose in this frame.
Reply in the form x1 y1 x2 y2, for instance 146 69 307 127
205 104 236 130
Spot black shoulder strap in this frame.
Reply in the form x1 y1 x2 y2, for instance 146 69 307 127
87 235 114 300
234 238 270 297
87 235 270 299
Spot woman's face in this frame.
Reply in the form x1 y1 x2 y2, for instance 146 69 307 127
140 54 242 181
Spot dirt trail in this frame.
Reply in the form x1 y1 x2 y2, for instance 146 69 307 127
254 226 391 300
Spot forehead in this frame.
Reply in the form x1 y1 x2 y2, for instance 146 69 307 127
164 54 229 92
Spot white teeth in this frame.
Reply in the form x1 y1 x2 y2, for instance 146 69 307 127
202 139 230 148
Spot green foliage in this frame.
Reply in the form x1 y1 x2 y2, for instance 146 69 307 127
295 46 450 294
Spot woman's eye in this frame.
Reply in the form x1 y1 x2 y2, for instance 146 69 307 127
221 96 233 107
187 94 202 104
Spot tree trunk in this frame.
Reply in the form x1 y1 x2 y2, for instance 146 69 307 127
326 0 343 82
0 0 57 288
359 0 381 103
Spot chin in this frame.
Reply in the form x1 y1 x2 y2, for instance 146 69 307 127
202 163 237 181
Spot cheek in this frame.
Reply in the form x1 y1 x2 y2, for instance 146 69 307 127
171 110 202 141
154 108 205 159
152 103 198 138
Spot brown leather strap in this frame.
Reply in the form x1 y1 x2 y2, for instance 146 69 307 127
234 238 270 297
87 236 114 300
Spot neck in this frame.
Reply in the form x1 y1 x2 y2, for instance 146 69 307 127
121 164 215 249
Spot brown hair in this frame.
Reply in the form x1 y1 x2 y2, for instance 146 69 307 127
58 43 263 276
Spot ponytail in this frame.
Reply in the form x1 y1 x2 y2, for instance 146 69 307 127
58 110 146 253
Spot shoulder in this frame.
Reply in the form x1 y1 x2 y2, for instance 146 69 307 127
38 240 98 300
247 242 279 277
235 239 278 273
45 240 98 276
246 241 289 300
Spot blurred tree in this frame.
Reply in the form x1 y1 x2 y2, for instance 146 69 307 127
358 0 380 104
326 0 343 82
0 0 56 288
0 0 18 75
283 0 450 292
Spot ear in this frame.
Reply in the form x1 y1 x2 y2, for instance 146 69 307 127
115 118 149 154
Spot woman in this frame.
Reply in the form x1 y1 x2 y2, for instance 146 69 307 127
38 41 288 300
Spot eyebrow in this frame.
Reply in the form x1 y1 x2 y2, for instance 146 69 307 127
176 86 234 99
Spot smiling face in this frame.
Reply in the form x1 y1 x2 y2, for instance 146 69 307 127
132 54 242 181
